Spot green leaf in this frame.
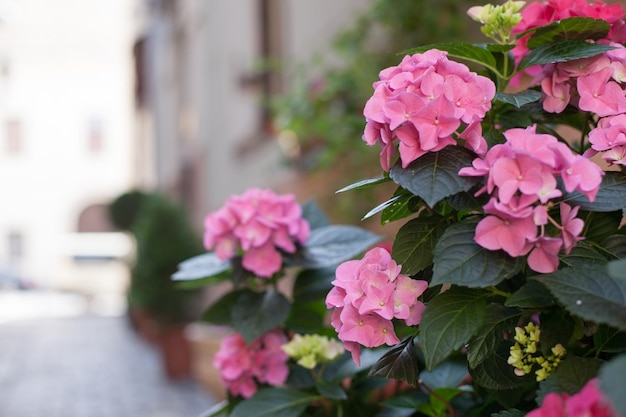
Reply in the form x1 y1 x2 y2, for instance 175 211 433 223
362 194 405 221
172 252 231 281
290 225 382 268
445 191 485 212
534 264 626 330
594 324 626 354
599 354 626 417
232 289 291 343
505 280 555 308
559 241 607 269
368 335 419 385
603 234 626 260
392 217 446 275
201 289 249 326
284 300 327 335
389 146 480 208
291 267 335 303
418 360 469 389
380 394 428 411
301 199 330 230
174 274 228 290
539 308 574 356
471 342 533 389
467 304 521 368
518 40 615 71
230 387 320 417
432 217 523 288
336 175 390 193
565 171 626 212
494 90 542 108
197 400 229 417
526 17 610 49
315 380 347 400
537 355 602 402
381 192 421 225
608 258 626 280
580 210 624 244
420 287 488 370
403 43 499 76
419 387 464 417
490 410 525 417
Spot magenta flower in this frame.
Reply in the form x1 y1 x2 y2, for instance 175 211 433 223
526 378 619 417
203 188 310 278
362 50 495 171
213 330 289 398
325 247 428 365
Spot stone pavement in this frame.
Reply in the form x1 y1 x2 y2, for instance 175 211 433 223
0 292 217 417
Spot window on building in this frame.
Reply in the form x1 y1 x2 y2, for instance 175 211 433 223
5 118 22 154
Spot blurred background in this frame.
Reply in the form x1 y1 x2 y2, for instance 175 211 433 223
0 0 476 415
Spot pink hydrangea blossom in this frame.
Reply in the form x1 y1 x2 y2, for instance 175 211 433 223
526 378 619 417
203 188 310 278
460 125 603 273
588 113 626 165
325 247 428 365
213 330 289 398
362 50 495 171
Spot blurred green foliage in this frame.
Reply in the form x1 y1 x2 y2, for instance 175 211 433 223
109 191 204 325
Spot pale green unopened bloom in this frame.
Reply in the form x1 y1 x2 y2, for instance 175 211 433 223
282 334 344 369
467 1 526 44
508 323 566 381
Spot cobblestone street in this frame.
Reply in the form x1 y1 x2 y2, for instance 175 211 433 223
0 292 216 417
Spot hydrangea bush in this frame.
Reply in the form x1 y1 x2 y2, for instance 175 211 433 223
175 1 626 416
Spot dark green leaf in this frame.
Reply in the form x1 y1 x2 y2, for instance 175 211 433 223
559 242 607 269
230 387 319 417
526 17 610 49
445 191 485 212
284 300 327 335
403 43 499 75
197 400 229 417
505 280 555 308
599 354 626 417
418 360 469 389
363 194 405 221
539 308 574 356
602 234 626 260
518 40 615 70
537 355 602 402
420 287 487 370
389 147 480 208
565 171 626 212
485 44 515 53
172 252 231 281
381 192 421 225
232 289 291 343
594 324 626 353
301 199 330 230
201 289 249 326
419 387 464 417
369 335 420 385
392 217 446 275
292 267 335 303
471 342 533 389
336 175 391 193
432 217 523 288
174 274 228 290
580 210 624 244
534 264 626 330
490 410 525 417
315 380 347 400
467 304 521 368
608 258 626 280
323 349 388 381
494 91 542 108
380 394 428 410
292 225 382 268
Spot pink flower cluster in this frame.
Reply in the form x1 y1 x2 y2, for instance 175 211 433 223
588 113 626 165
362 50 496 171
526 378 618 417
325 247 428 365
511 0 626 83
213 330 289 398
459 125 603 273
203 188 310 277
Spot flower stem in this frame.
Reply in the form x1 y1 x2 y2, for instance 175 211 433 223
488 286 511 298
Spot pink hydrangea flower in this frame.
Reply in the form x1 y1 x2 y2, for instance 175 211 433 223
460 125 603 273
588 113 626 165
362 50 495 171
526 378 619 417
325 247 428 365
213 330 289 398
203 188 310 277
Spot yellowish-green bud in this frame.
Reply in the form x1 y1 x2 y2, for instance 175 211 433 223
551 343 566 357
467 0 526 44
282 334 344 370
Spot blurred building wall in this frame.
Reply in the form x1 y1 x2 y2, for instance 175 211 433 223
134 0 372 227
0 0 137 291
